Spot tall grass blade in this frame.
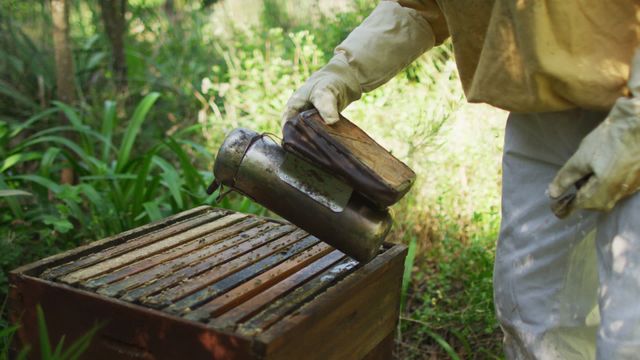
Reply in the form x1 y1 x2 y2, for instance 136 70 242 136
10 108 59 137
478 348 503 360
142 175 161 209
0 189 32 197
165 138 205 190
153 156 184 209
77 183 108 234
143 201 162 221
131 151 157 217
12 25 54 82
0 152 42 173
0 79 37 109
0 323 30 360
401 234 417 311
40 148 62 178
0 325 19 338
33 306 102 360
22 125 108 147
101 100 117 162
0 324 19 359
449 329 472 356
51 102 84 130
17 135 104 172
59 322 103 360
423 328 461 360
178 139 212 158
36 305 52 360
16 346 31 360
10 175 62 194
17 135 88 162
52 335 66 358
0 176 23 217
116 92 160 172
79 174 137 181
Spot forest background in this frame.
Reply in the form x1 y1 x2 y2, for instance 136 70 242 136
0 0 507 358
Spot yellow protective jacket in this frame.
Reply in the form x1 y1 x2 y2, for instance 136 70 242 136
396 0 640 112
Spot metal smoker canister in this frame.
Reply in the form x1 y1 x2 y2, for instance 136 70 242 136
213 128 392 263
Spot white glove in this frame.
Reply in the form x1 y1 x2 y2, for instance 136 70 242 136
282 56 361 125
548 49 640 218
282 1 437 125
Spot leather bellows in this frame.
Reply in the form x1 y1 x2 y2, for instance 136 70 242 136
282 109 416 209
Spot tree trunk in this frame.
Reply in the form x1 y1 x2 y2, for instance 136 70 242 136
99 0 128 95
50 0 77 104
50 0 77 185
164 0 175 20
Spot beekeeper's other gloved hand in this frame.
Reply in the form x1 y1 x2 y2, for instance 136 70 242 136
548 49 640 218
282 0 446 126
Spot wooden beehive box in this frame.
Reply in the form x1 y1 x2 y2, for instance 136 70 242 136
9 206 406 359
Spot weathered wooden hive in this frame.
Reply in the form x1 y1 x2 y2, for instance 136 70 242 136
10 206 406 359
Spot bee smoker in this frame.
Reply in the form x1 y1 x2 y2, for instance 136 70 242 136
211 128 392 263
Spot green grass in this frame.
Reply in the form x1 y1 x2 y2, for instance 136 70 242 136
390 102 505 358
0 304 101 360
1 1 507 358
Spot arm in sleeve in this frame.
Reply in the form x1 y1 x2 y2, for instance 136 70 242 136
281 0 450 125
333 0 450 93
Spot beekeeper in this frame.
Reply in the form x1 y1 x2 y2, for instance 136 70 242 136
281 1 640 358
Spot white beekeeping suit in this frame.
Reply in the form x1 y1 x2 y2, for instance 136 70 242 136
281 0 640 358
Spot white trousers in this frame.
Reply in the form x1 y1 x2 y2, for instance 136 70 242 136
495 109 640 359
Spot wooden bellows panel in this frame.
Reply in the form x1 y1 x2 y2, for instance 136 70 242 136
10 206 407 359
325 119 414 190
282 109 416 208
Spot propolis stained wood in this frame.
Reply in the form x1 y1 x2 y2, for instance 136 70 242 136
9 206 406 359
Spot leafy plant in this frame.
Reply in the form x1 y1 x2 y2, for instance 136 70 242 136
0 305 100 360
0 295 19 360
1 92 214 238
0 93 233 304
0 324 26 360
35 305 101 360
0 18 53 120
0 14 111 122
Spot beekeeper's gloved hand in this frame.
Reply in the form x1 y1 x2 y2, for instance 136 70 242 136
282 1 442 126
548 49 640 218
